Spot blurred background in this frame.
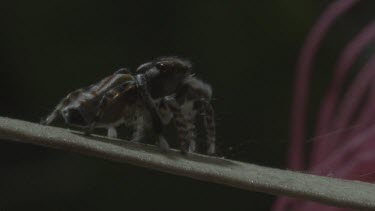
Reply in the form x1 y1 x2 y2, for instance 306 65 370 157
1 0 374 210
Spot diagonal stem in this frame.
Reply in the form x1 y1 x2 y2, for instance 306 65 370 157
0 117 375 210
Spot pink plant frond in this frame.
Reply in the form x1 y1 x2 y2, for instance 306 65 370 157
355 81 375 125
285 147 375 210
312 123 375 175
274 0 364 210
289 0 359 171
313 21 375 166
333 55 375 137
336 150 375 181
272 197 300 211
312 54 375 165
316 20 375 136
334 72 375 146
295 200 356 211
346 83 375 140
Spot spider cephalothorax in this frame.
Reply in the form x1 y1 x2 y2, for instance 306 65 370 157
136 57 192 98
42 57 215 154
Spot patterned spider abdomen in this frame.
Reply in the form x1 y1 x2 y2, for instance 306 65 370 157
42 70 139 137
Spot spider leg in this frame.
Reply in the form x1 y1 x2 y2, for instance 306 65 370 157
179 116 197 153
134 74 164 133
195 99 216 155
86 81 134 136
160 96 192 154
131 116 145 142
41 89 82 125
135 75 169 150
186 119 197 153
131 114 170 151
114 68 131 75
107 127 118 138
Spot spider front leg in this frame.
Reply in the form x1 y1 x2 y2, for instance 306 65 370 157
160 96 193 154
41 89 82 125
131 116 145 142
135 75 164 133
196 99 216 155
135 75 169 151
185 119 197 153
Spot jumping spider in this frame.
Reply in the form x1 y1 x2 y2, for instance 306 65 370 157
41 57 216 154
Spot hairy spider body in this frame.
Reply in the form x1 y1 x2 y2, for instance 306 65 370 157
41 69 141 138
42 57 216 154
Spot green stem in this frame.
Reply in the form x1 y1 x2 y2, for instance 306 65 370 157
0 116 374 210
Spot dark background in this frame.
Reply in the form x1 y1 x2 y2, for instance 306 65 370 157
0 1 373 210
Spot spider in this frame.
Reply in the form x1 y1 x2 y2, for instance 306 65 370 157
41 57 216 154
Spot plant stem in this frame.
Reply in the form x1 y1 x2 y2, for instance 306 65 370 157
0 116 374 210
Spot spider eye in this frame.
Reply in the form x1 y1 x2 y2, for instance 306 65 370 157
156 62 167 72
